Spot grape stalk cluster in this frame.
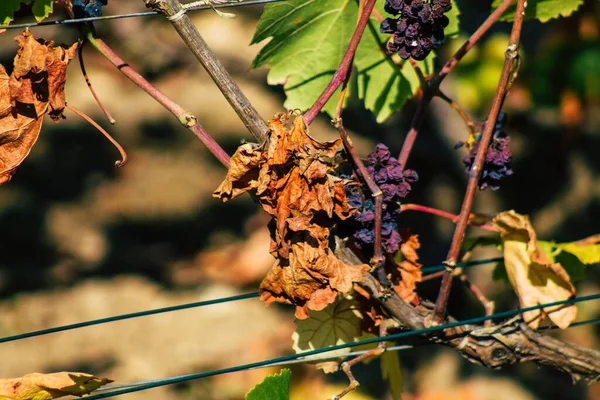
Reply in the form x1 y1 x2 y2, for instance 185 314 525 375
343 144 418 254
463 112 513 191
73 0 108 18
380 0 453 61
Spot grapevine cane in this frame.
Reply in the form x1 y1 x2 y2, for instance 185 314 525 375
432 0 527 325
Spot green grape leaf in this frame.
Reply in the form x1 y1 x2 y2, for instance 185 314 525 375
292 297 362 358
31 0 53 22
245 369 291 400
445 0 461 38
556 241 600 265
381 350 403 400
250 0 434 122
492 260 508 282
492 0 584 23
0 0 31 26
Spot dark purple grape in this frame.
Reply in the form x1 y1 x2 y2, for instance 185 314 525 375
463 114 513 190
73 0 105 19
85 2 103 17
341 144 418 254
380 0 452 60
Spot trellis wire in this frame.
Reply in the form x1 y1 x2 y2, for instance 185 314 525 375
78 293 600 400
0 257 501 345
0 292 259 344
0 0 285 30
91 316 600 394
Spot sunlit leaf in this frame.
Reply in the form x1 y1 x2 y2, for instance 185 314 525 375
0 372 112 400
493 210 577 329
245 369 291 400
250 0 433 122
292 296 363 366
492 0 584 23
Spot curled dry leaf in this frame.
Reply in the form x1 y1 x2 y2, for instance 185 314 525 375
214 113 368 318
0 31 78 185
492 210 577 329
392 232 423 304
0 372 112 400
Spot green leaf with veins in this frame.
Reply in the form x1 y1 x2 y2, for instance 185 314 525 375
292 296 362 359
250 0 436 122
492 0 583 23
245 369 291 400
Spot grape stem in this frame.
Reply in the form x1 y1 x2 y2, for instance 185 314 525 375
432 0 527 326
304 0 378 125
397 0 516 168
78 42 116 124
399 204 497 232
333 118 387 284
85 33 231 168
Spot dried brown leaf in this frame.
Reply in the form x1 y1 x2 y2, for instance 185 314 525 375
216 113 364 315
0 32 78 185
0 372 112 400
493 210 577 329
392 233 423 303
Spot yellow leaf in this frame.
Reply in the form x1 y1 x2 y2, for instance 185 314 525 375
0 372 112 400
493 210 577 329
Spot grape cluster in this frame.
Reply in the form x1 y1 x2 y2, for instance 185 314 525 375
380 0 452 61
344 144 418 253
463 112 513 191
73 0 108 18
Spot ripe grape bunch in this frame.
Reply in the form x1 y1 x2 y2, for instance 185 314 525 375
463 111 513 191
344 144 418 254
380 0 453 61
73 0 108 18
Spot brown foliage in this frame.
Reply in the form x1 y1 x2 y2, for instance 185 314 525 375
214 113 368 318
0 32 78 185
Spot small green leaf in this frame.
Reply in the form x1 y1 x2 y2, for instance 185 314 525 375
445 0 461 38
381 350 403 400
557 242 600 265
462 235 502 250
31 0 53 22
492 0 584 23
492 260 509 282
245 369 291 400
0 0 31 26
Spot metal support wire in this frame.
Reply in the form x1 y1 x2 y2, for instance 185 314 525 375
79 293 600 400
0 0 285 30
93 316 600 394
0 258 502 345
0 292 259 344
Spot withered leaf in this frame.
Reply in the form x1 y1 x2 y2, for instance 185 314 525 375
0 372 112 400
0 32 78 185
392 232 423 303
215 113 365 316
493 210 577 329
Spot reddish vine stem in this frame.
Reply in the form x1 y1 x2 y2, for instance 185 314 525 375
66 104 127 167
86 34 231 168
399 203 497 232
303 0 377 125
397 0 515 168
78 42 116 124
432 0 527 325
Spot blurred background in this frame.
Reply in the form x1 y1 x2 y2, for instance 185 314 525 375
0 0 598 399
